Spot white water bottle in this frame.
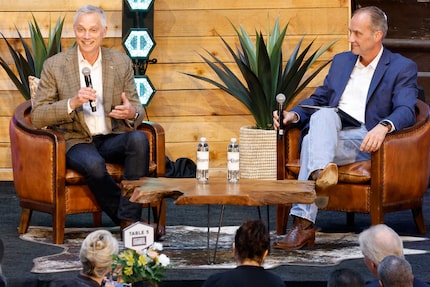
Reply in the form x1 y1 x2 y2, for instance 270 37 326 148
196 137 209 183
227 138 240 183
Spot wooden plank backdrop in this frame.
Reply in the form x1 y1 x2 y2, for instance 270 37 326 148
0 0 350 180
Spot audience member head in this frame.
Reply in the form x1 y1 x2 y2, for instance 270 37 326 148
327 268 365 287
358 224 403 276
80 230 119 279
233 220 270 266
378 255 414 287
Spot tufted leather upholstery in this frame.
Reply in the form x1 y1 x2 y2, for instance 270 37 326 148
9 100 166 244
276 99 430 234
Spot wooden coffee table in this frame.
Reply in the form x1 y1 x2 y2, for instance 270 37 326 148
122 177 315 263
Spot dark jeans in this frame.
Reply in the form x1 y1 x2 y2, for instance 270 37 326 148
66 131 149 223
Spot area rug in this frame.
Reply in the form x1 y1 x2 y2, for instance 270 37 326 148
20 225 429 274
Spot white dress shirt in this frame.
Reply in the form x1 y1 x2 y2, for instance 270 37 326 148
338 47 384 124
76 47 109 135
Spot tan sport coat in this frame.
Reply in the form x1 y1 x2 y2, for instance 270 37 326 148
31 47 145 152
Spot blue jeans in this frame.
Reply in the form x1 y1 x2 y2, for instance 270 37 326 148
66 130 149 223
290 108 371 223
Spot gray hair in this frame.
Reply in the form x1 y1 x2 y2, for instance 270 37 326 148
80 230 119 278
378 255 414 287
73 5 107 29
327 268 365 287
358 224 403 265
353 6 388 38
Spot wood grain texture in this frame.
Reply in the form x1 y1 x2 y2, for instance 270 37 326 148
123 177 316 206
0 0 350 180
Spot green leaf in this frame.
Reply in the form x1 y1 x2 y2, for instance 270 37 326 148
47 16 65 58
0 15 64 100
184 16 338 129
30 15 48 77
231 22 257 73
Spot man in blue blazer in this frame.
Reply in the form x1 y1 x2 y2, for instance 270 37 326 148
273 6 418 250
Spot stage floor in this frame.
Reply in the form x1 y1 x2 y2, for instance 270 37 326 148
1 181 429 287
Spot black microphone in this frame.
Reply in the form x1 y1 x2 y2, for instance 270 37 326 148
81 67 97 112
276 93 286 137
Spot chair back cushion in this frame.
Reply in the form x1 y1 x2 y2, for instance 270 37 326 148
28 76 40 107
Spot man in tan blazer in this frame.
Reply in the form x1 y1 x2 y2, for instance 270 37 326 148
31 5 148 230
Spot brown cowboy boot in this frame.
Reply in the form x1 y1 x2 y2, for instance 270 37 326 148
273 216 315 250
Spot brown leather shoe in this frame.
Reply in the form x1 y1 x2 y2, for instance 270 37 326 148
120 220 134 231
273 217 315 250
314 163 338 191
120 220 134 240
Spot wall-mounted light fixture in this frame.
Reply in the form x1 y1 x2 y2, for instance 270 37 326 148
122 0 157 107
124 0 154 11
123 28 156 60
134 75 156 106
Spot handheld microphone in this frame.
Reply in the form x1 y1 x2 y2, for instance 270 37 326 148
81 67 97 112
276 93 286 137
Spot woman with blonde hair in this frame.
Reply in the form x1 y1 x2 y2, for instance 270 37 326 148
48 229 119 287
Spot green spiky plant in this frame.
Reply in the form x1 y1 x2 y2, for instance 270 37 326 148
184 17 337 130
0 15 65 100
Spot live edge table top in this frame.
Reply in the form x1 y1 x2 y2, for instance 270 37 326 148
121 177 316 206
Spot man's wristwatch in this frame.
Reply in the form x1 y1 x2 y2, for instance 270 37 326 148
379 120 392 131
128 111 139 125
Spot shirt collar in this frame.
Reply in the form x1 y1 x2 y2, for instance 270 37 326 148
355 46 384 69
77 47 102 66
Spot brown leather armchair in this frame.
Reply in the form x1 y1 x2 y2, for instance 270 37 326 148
276 99 430 235
9 100 166 244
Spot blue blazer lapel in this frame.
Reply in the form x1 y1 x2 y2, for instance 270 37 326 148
367 49 390 102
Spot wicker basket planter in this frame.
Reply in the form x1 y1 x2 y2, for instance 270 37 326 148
239 126 277 180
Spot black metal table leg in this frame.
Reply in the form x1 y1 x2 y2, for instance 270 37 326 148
206 204 226 264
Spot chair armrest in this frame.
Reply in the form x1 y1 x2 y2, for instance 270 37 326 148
277 126 302 179
137 121 166 177
371 100 430 200
9 100 66 206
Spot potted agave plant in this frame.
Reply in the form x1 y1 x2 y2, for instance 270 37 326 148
184 17 337 179
0 15 65 101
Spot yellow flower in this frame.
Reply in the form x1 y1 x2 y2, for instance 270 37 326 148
123 266 134 276
123 251 135 266
112 243 170 284
137 254 148 266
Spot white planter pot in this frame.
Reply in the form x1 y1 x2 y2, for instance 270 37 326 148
239 126 277 180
